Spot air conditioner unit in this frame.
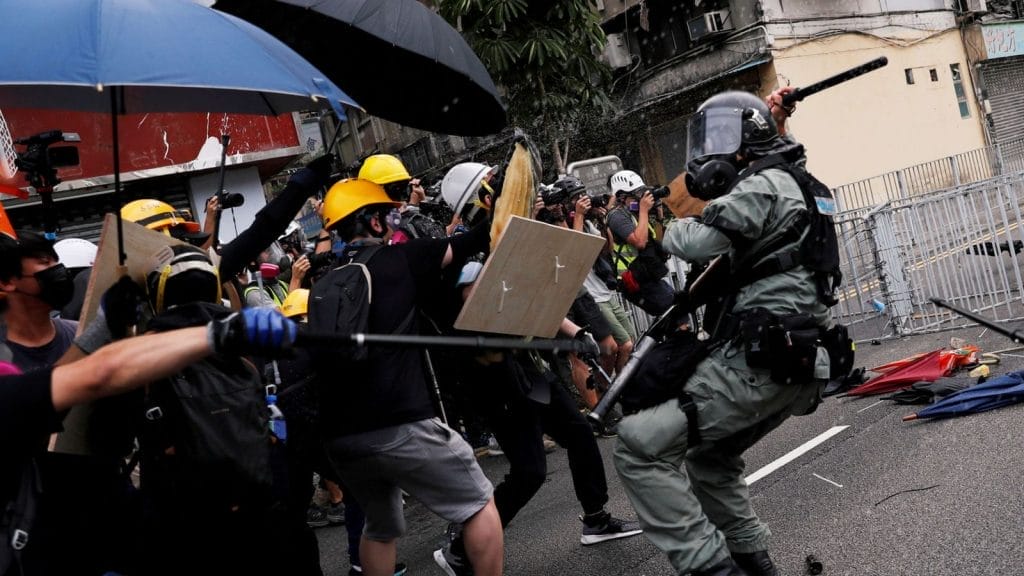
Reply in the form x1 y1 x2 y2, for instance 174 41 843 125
688 9 734 42
965 0 987 13
601 33 631 69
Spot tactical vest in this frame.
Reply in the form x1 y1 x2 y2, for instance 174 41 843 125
243 279 289 308
611 208 659 276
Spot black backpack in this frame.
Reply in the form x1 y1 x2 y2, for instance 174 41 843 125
0 459 41 574
308 244 383 362
401 211 447 240
140 305 272 513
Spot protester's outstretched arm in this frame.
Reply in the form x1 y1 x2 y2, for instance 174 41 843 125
218 155 334 279
51 326 210 411
51 308 296 411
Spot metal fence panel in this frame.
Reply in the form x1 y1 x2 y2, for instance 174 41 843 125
834 173 1024 342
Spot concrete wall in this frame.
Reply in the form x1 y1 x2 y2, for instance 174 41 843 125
771 30 987 187
762 0 956 42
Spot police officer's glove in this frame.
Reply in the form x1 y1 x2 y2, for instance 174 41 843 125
288 153 336 192
102 276 147 339
573 329 601 362
208 308 297 357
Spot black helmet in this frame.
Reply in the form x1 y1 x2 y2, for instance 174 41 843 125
552 176 586 199
685 91 779 200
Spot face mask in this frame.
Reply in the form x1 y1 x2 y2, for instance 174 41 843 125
33 264 74 310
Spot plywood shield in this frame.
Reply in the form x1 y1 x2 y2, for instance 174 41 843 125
664 171 706 219
78 213 186 334
456 216 604 338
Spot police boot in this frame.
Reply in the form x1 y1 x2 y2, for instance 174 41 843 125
690 557 749 576
732 551 779 576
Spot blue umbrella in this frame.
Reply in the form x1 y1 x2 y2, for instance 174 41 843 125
0 0 358 260
902 371 1024 421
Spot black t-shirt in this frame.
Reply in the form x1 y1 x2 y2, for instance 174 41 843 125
318 226 487 437
0 368 58 507
5 319 77 373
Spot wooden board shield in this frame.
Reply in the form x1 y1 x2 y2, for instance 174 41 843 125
78 213 187 334
455 216 605 338
663 171 707 219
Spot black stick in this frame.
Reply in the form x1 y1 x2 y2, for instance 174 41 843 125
212 134 230 252
782 57 888 106
588 303 682 424
930 297 1024 344
111 88 126 266
294 331 591 354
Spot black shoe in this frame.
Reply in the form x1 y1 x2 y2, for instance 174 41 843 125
732 551 778 576
691 557 749 576
579 511 642 545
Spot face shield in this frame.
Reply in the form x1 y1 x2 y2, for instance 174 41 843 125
686 107 744 165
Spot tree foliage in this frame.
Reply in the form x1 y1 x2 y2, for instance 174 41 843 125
439 0 613 174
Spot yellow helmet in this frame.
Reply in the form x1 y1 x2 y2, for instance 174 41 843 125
121 199 202 234
280 288 309 319
358 154 411 185
322 178 401 231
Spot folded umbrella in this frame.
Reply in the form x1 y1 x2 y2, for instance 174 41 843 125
847 349 947 396
884 375 979 405
903 370 1024 421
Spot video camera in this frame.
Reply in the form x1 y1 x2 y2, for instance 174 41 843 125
14 130 81 188
219 191 245 209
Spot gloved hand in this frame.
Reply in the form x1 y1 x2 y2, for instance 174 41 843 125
101 276 147 339
288 153 336 191
574 329 601 362
208 308 297 357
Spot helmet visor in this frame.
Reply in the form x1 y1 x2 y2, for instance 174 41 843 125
686 108 743 164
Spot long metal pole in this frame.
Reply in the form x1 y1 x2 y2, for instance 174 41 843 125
294 331 590 354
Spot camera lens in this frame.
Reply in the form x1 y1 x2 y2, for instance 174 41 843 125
220 192 245 209
650 186 671 200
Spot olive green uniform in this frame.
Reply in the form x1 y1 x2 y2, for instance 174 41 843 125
613 168 832 574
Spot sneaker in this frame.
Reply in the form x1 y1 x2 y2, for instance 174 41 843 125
348 563 408 576
306 505 329 528
580 511 643 545
542 435 558 453
486 435 504 456
326 501 345 525
433 544 474 576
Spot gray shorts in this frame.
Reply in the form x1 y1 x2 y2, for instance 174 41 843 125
327 418 494 541
598 298 637 344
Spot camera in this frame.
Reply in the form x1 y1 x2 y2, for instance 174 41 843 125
589 194 609 209
219 192 245 209
650 185 671 200
306 251 335 275
14 130 81 188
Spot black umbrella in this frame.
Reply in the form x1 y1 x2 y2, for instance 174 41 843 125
884 376 980 405
215 0 507 136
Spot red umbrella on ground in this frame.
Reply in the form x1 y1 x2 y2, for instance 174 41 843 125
847 348 974 397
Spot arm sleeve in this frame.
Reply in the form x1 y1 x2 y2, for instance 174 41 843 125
607 209 636 243
0 368 61 438
218 176 318 280
74 307 112 355
661 218 732 263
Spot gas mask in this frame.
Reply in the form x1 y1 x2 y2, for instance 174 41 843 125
685 157 739 201
34 263 74 310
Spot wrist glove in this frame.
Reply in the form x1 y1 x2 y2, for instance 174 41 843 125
208 308 297 357
101 276 146 339
574 329 601 362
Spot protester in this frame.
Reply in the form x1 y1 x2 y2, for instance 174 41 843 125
358 154 446 242
310 178 502 576
0 304 296 576
613 88 836 576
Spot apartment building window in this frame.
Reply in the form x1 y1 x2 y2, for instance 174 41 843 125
905 68 915 84
929 68 938 82
1014 0 1024 19
950 63 970 119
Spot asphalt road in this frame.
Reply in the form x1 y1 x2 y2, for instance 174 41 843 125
317 324 1024 576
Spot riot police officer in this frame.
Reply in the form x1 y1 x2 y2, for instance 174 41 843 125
612 88 837 576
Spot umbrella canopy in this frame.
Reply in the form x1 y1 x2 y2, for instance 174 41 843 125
885 375 979 405
848 347 978 396
215 0 507 136
904 370 1024 421
0 0 356 117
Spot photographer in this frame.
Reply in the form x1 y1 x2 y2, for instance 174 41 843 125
358 154 447 242
606 170 674 316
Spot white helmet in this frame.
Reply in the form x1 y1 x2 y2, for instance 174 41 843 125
53 238 98 269
441 162 494 216
609 170 646 195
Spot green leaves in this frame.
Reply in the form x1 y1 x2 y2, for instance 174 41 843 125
439 0 613 174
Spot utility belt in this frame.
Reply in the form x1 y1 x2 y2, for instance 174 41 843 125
717 308 854 386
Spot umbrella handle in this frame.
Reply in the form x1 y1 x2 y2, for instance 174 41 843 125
902 413 918 422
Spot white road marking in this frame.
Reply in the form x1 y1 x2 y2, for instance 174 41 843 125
812 473 843 488
857 400 886 413
745 426 849 485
